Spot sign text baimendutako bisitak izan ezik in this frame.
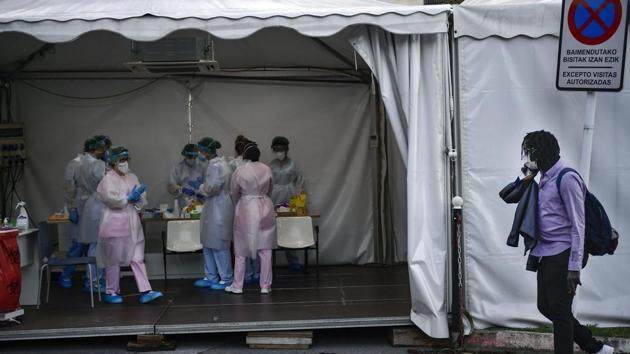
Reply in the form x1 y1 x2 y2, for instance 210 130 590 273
557 0 629 91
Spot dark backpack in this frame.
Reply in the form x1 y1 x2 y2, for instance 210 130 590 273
556 168 619 256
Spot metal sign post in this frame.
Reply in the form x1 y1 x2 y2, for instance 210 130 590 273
580 91 597 186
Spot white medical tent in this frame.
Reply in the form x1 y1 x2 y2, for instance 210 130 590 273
454 0 630 329
0 0 454 338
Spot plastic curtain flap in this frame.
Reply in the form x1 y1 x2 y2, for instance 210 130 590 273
351 27 450 338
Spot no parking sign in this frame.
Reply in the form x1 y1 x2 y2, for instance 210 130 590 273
557 0 629 91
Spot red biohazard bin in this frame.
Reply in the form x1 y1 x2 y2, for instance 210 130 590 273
0 229 21 312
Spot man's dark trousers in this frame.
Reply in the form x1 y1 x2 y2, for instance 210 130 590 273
537 249 603 354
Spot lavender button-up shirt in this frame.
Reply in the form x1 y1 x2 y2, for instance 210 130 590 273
530 159 586 271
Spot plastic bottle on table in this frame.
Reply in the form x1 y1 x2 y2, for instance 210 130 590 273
15 202 28 230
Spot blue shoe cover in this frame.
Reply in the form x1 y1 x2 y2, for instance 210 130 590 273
104 294 123 304
58 275 72 289
210 281 230 290
82 283 106 294
139 291 163 304
194 278 212 288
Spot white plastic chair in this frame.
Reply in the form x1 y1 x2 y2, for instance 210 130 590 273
274 216 319 278
166 220 202 252
161 220 202 282
276 216 315 248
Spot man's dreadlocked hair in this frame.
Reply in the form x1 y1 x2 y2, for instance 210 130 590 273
522 130 560 172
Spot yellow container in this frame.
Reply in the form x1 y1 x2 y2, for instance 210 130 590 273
290 193 308 216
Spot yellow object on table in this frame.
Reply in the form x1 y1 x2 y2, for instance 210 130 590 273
47 212 68 223
183 200 202 214
289 193 308 216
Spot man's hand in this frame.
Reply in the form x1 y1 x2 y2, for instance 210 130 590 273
567 271 581 295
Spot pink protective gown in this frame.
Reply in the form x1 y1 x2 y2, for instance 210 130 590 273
230 162 276 289
96 169 151 295
231 162 276 257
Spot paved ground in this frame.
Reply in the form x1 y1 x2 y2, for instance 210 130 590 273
2 327 419 354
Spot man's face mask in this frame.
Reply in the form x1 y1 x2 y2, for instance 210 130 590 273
184 158 196 167
522 153 538 171
275 151 287 161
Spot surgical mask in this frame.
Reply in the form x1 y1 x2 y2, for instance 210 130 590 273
101 150 110 162
198 155 207 162
522 154 538 171
184 159 196 167
275 151 286 161
117 161 129 174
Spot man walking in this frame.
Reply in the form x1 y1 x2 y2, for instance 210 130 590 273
520 130 613 354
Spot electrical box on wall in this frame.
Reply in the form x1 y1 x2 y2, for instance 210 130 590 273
0 124 25 168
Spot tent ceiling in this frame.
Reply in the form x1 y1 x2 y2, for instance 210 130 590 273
0 28 368 75
0 0 451 43
455 0 561 39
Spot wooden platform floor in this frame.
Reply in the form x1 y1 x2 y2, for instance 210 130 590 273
0 265 411 341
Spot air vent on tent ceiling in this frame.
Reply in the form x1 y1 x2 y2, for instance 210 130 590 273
124 59 220 74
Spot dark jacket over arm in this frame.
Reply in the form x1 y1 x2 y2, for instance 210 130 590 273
499 177 540 271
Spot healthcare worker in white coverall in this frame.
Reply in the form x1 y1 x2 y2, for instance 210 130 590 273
191 137 234 290
58 138 90 289
269 136 304 271
97 146 163 304
76 135 111 293
167 143 207 209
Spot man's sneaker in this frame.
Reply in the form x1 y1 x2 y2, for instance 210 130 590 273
225 286 243 294
260 288 272 294
58 275 72 289
104 294 123 304
139 291 163 304
210 281 230 290
597 345 614 354
194 278 212 288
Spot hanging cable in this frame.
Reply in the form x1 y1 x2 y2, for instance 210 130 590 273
19 78 161 100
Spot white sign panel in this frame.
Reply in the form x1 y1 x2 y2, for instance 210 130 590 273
557 0 629 91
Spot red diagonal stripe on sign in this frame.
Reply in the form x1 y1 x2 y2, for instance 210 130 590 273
575 0 614 32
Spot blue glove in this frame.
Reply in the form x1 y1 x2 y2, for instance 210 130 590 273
181 187 195 197
128 184 146 203
135 184 146 195
69 208 79 224
187 179 202 190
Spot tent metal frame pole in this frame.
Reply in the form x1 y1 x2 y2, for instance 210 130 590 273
9 67 370 82
448 14 466 346
12 74 365 85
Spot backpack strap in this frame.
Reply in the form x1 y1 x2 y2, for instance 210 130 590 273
555 167 582 204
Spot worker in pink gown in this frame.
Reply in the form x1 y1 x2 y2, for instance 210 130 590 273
225 142 277 294
96 146 163 304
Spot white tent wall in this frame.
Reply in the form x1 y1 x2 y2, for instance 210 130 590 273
15 78 376 275
351 27 451 338
455 1 630 328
